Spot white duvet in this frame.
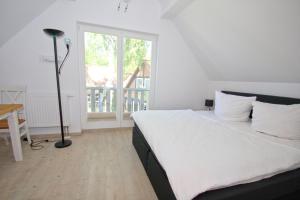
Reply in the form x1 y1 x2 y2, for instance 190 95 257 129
132 110 300 200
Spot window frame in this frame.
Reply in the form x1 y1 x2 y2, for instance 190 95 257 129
77 22 158 129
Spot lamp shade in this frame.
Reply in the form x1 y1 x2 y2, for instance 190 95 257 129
43 29 64 37
205 99 214 107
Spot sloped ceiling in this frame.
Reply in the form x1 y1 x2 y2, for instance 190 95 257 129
159 0 300 82
0 0 56 47
1 0 299 83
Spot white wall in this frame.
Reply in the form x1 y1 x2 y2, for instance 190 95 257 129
0 0 208 133
171 0 300 102
174 0 300 82
159 0 176 10
0 0 56 46
2 0 298 135
208 81 300 99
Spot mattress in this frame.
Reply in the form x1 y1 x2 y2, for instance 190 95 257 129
131 110 300 200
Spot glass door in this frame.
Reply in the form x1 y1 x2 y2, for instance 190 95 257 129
122 37 152 120
84 32 118 120
80 24 156 129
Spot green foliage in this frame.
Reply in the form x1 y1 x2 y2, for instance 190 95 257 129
84 32 117 67
123 38 150 75
84 32 151 75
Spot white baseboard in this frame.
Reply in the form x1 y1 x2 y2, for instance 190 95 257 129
29 127 82 135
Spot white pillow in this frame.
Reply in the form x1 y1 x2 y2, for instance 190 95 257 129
214 91 256 121
251 101 300 139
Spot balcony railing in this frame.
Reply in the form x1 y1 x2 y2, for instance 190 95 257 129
86 87 149 113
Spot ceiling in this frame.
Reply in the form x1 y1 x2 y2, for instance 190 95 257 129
1 0 299 83
0 0 56 47
161 0 300 82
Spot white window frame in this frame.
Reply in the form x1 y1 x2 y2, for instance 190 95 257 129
77 22 158 129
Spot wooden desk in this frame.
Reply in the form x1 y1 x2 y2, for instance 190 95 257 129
0 104 24 161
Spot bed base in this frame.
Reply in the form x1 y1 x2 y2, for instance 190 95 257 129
133 124 300 200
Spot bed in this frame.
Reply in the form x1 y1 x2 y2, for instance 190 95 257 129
132 91 300 200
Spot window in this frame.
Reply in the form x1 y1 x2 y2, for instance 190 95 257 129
79 24 157 128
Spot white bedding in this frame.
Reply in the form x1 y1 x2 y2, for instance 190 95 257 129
132 110 300 200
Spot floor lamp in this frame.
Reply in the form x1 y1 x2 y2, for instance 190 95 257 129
43 28 72 148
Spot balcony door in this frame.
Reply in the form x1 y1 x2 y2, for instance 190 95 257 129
78 24 157 129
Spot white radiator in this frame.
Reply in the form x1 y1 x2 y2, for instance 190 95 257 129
26 93 71 128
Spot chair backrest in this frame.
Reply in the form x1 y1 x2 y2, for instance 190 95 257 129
0 86 27 118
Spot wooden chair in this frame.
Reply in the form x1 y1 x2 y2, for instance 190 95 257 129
0 86 31 145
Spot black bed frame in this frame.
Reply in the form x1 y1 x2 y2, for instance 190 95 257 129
132 91 300 200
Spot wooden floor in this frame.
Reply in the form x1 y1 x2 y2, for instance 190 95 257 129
0 129 157 200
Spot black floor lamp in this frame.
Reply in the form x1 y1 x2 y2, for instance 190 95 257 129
43 28 72 148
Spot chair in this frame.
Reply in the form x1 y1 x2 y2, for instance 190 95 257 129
0 86 31 145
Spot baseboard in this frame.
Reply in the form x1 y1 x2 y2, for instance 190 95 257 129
29 127 132 139
29 126 82 135
30 132 82 140
82 127 132 134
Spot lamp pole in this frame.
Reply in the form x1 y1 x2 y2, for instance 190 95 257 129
44 28 72 148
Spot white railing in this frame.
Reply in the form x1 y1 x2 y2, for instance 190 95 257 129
124 88 149 112
86 87 149 113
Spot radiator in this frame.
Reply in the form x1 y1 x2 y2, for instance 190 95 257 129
26 93 71 128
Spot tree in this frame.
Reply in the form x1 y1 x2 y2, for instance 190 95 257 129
84 32 117 67
123 38 150 75
85 32 150 75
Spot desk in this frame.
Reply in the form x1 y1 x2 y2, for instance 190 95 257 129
0 104 23 161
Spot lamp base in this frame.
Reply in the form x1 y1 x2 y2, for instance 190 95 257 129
55 139 72 148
